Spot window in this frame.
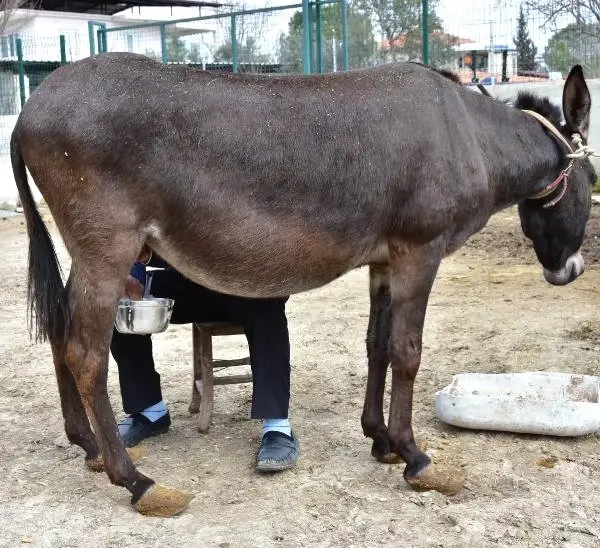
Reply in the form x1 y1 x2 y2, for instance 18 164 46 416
1 34 18 59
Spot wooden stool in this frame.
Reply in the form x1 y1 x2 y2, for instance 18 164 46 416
189 322 252 433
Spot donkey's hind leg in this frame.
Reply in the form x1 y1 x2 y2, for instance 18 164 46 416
64 256 192 517
51 347 101 463
361 264 401 463
49 274 100 466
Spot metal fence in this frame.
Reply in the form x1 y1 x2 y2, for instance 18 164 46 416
0 35 68 156
90 1 600 82
98 1 351 75
0 0 597 147
425 1 600 84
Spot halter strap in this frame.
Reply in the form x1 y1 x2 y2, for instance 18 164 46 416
521 109 574 155
521 110 596 208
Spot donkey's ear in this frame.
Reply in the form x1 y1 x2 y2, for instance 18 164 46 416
563 65 591 139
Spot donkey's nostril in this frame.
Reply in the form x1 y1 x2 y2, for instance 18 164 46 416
543 251 584 285
568 251 585 278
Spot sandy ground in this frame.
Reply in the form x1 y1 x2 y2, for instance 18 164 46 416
2 205 600 547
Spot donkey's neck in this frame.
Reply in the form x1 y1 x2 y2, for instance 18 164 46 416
476 104 566 213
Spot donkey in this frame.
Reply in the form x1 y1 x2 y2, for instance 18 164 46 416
11 53 595 516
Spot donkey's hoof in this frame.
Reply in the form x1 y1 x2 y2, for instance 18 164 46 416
371 434 401 463
373 449 403 464
371 438 428 464
85 455 104 472
85 446 146 473
133 484 194 517
405 463 466 496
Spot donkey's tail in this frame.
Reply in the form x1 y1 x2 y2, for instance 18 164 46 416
11 130 69 343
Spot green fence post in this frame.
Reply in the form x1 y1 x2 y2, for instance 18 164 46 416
302 0 311 74
341 0 349 70
315 0 322 73
96 29 104 54
422 0 429 65
160 24 168 63
307 1 314 72
96 28 107 53
16 37 26 108
88 21 96 55
231 15 238 73
59 34 67 65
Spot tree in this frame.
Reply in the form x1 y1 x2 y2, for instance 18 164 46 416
214 35 272 64
514 5 537 71
525 1 600 36
188 42 203 63
357 0 457 66
212 1 270 65
166 34 188 63
1 0 35 36
527 0 600 75
278 12 303 72
398 22 459 66
358 0 421 60
278 5 376 72
544 23 600 77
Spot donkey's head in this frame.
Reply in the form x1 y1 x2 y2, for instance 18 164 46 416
517 65 596 286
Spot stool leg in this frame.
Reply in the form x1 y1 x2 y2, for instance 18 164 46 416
196 327 214 434
189 324 202 414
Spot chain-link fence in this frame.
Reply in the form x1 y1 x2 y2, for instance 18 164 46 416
426 1 600 84
335 0 599 82
0 34 66 159
102 4 337 74
97 1 599 82
101 5 303 73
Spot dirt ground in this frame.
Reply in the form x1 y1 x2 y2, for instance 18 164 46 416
2 204 600 548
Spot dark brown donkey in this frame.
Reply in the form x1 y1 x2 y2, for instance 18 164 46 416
12 53 596 516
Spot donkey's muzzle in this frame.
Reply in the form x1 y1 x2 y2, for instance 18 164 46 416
543 252 585 286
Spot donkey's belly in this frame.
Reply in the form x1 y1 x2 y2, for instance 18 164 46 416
156 246 354 297
150 228 377 298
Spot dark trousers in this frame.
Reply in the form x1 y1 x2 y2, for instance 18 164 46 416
110 269 291 419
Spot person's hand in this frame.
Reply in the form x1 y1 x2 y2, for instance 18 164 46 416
125 274 145 300
137 245 152 264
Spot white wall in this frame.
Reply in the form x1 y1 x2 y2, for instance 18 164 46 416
3 10 214 62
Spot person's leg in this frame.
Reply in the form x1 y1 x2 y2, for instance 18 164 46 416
110 329 171 446
111 268 230 446
221 295 299 471
111 331 162 415
240 299 291 421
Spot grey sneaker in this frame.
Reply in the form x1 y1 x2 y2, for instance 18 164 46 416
257 431 300 472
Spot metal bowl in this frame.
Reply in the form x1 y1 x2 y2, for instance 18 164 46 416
114 297 175 335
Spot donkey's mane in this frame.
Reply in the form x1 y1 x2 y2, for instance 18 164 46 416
435 68 462 84
408 62 462 85
513 92 563 126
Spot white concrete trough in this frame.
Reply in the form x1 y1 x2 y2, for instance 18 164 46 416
435 372 600 436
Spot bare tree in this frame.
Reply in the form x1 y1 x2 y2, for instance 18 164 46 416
212 1 271 64
524 1 600 28
0 0 35 37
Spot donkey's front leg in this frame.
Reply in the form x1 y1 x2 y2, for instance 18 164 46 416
387 240 465 495
361 264 400 463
